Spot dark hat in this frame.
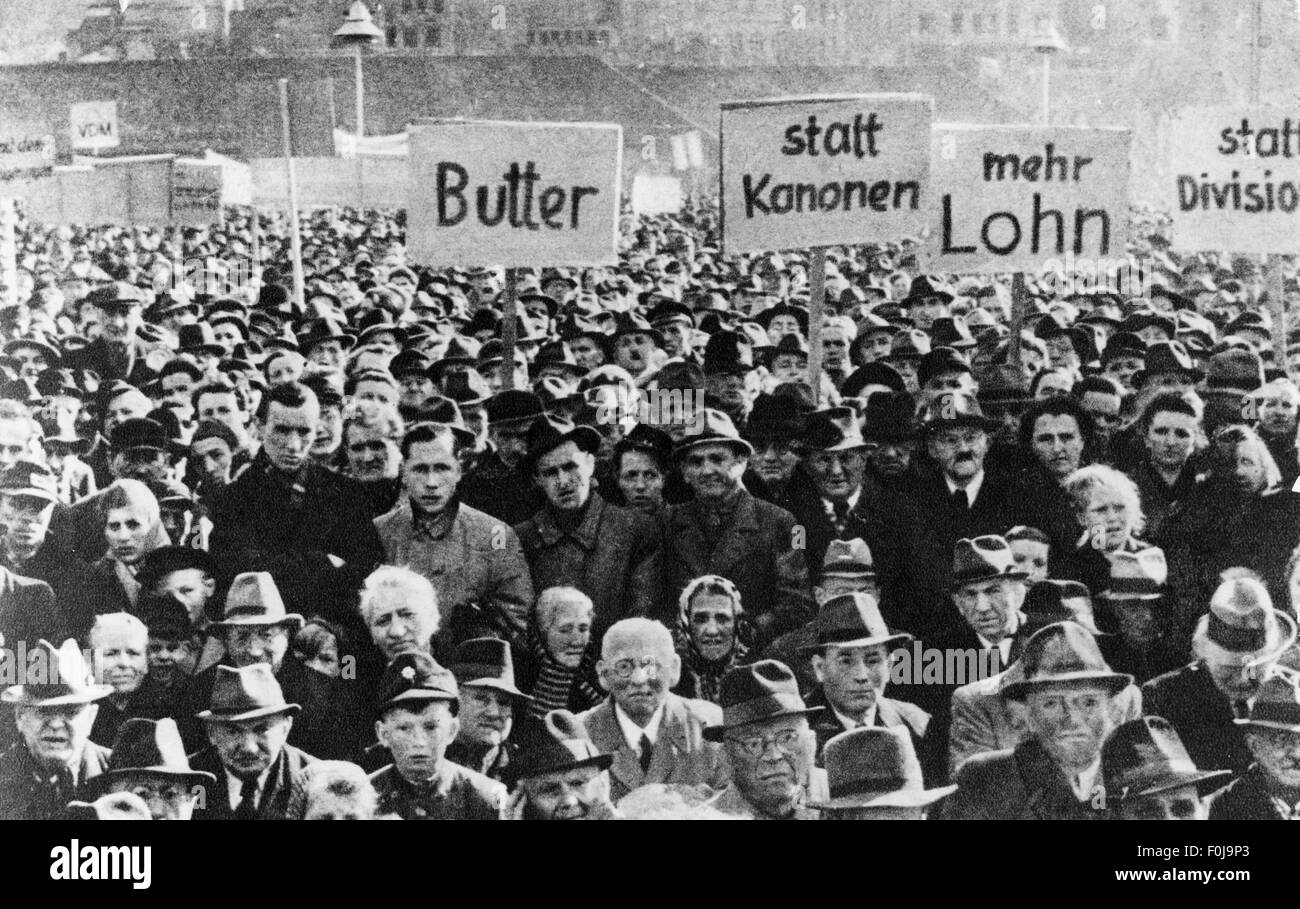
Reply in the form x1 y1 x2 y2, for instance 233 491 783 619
704 660 823 741
508 709 613 783
135 545 216 593
799 592 910 655
930 317 977 350
518 291 560 317
951 535 1028 587
211 571 303 631
110 417 170 453
137 590 196 640
1121 311 1176 339
1023 579 1100 636
177 323 225 357
917 391 999 433
647 300 694 328
842 362 906 399
608 311 663 348
414 395 476 447
1001 622 1133 701
534 340 588 378
450 637 531 700
886 329 930 360
753 301 809 334
1 639 113 706
1133 340 1204 386
521 412 602 475
762 332 809 367
744 393 806 443
86 282 146 309
1236 669 1300 733
861 391 917 444
808 726 956 811
375 652 459 714
0 377 40 405
899 275 954 307
702 330 754 375
614 423 673 468
485 389 545 426
190 419 239 452
389 349 433 378
799 407 868 452
673 408 754 461
917 347 971 389
296 317 355 353
95 718 215 789
0 460 58 503
443 370 492 408
196 663 301 723
1102 716 1230 801
1204 347 1264 394
4 334 61 363
35 367 83 399
1101 331 1147 365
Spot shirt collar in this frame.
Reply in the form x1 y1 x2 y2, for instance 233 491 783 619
1070 757 1103 802
945 469 985 502
831 704 876 730
614 699 665 749
823 487 862 515
225 765 273 811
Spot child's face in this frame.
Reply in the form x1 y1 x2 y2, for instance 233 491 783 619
157 568 214 621
146 635 198 685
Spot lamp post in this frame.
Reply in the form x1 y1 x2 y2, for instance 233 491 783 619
333 1 384 144
1029 20 1067 126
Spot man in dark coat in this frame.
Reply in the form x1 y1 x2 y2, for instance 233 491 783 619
458 390 545 526
513 414 665 641
1143 574 1296 776
0 639 114 820
1210 670 1300 820
663 410 814 649
188 663 317 820
63 283 157 388
208 381 384 625
444 638 534 783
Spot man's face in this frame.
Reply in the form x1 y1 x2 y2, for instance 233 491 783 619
457 685 514 749
1145 411 1198 473
1111 600 1160 648
724 716 814 813
97 302 141 345
376 700 458 784
522 765 609 820
1031 414 1085 480
613 333 655 376
16 703 97 770
953 578 1019 641
598 633 679 724
803 447 867 502
1081 391 1122 443
104 506 152 565
921 370 976 405
1205 651 1270 701
0 493 53 557
679 443 746 502
860 331 894 363
912 299 949 331
11 346 48 380
111 447 169 484
812 644 889 719
399 374 436 411
927 426 988 482
90 624 148 697
106 772 200 821
261 399 319 474
310 405 343 458
865 439 914 479
1228 441 1269 495
1046 336 1081 371
160 372 196 423
660 322 692 359
821 328 851 370
1009 539 1050 584
191 437 234 486
367 592 437 662
688 592 739 662
307 340 347 371
751 439 800 489
345 424 399 482
616 449 665 514
489 422 531 470
1025 683 1113 775
1258 391 1299 437
353 379 398 410
104 392 151 438
267 354 305 387
210 321 243 354
224 624 290 673
765 315 802 345
1117 784 1207 821
815 574 877 604
705 370 749 411
207 714 293 780
196 392 247 437
147 635 196 686
403 438 461 516
769 353 807 384
1247 727 1300 790
157 567 214 620
571 337 605 371
534 441 595 512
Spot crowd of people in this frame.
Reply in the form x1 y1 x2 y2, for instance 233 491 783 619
2 197 1300 821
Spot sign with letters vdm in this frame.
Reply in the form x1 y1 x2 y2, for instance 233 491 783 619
720 94 932 255
928 125 1131 273
407 119 623 268
1167 108 1300 254
70 101 120 151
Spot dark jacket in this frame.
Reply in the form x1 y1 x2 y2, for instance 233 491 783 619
0 565 66 651
514 492 665 641
458 449 544 527
369 760 506 820
84 556 137 620
663 489 814 648
0 740 112 820
1208 765 1292 820
939 737 1111 820
1141 661 1254 776
804 685 937 783
89 674 179 749
207 453 385 624
64 338 156 388
189 743 317 820
1 539 93 641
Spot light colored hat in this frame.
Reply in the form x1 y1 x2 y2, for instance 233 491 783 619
808 726 956 810
1 639 113 707
1194 574 1298 667
211 572 303 630
1104 547 1167 601
821 538 875 579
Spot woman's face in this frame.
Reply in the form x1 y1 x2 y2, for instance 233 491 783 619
104 506 153 565
1145 411 1198 472
616 450 665 514
1227 441 1269 495
1080 487 1133 552
688 592 738 662
544 602 592 669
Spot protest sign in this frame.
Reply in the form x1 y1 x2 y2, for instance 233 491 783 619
172 159 224 226
0 120 56 182
929 125 1131 273
407 119 623 267
630 172 683 215
1167 108 1300 253
719 94 932 254
70 101 120 151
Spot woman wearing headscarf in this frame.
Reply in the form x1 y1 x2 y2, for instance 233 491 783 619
85 479 165 618
670 574 755 705
514 586 604 720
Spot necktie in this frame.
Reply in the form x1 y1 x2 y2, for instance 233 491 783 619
832 500 850 532
235 778 258 821
639 733 654 774
951 488 969 512
1232 700 1250 720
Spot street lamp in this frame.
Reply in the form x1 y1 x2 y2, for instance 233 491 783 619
1029 19 1068 126
333 1 384 142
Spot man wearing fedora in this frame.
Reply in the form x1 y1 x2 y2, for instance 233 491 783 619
0 639 114 820
800 592 937 779
92 717 216 820
1143 573 1298 776
1102 716 1229 820
506 708 618 820
930 536 1030 677
208 381 385 625
577 618 727 802
664 409 814 649
941 622 1132 819
445 637 533 782
368 652 507 820
65 283 155 387
1210 668 1300 819
514 413 665 642
189 663 316 821
709 660 825 820
809 726 955 819
861 390 919 494
375 422 534 654
458 389 547 528
1095 548 1185 684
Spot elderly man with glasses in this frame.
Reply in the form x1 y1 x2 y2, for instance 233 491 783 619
577 617 727 802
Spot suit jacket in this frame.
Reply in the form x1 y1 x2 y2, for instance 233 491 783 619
710 767 829 820
664 490 815 647
1141 661 1252 776
577 694 728 802
514 492 665 642
1 540 90 641
0 741 112 820
85 556 137 619
804 685 935 778
376 500 534 653
939 738 1111 820
64 338 156 388
1208 766 1289 820
458 449 544 527
208 453 385 624
0 565 65 650
189 743 316 820
369 760 506 820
